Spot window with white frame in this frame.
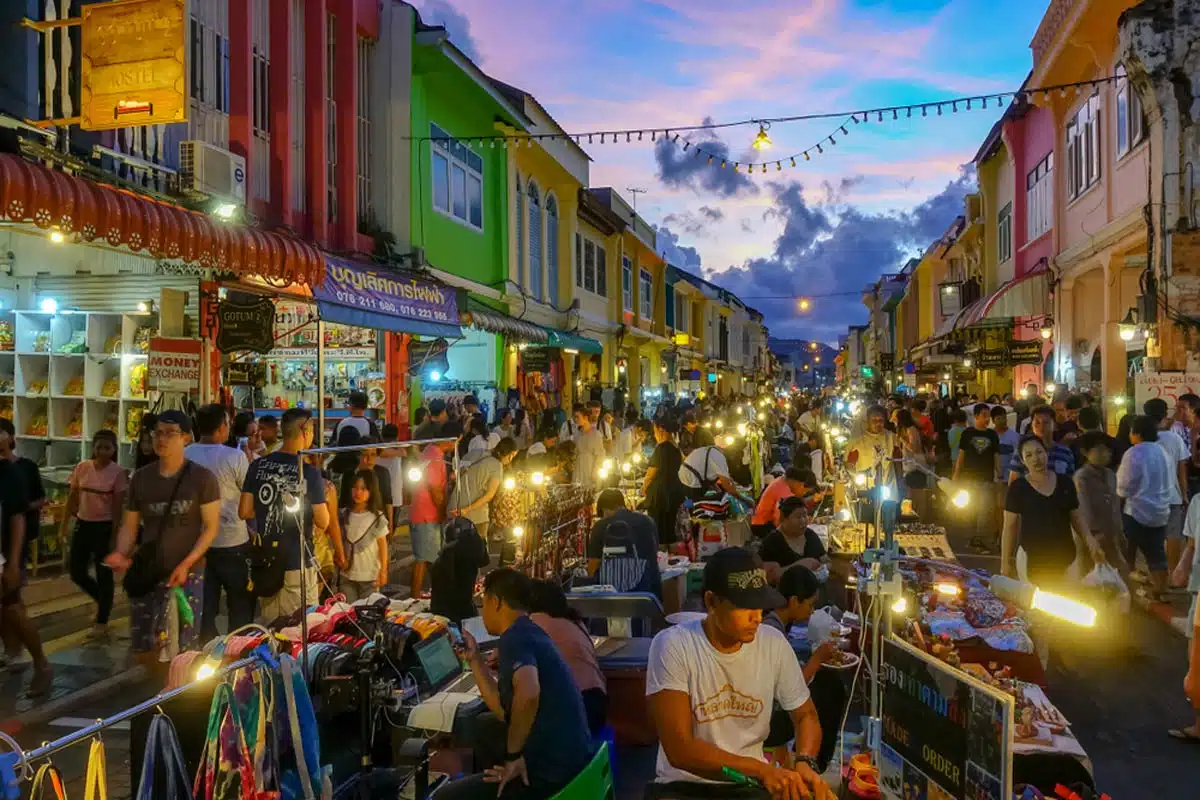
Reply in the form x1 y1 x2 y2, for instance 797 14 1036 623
326 13 337 223
546 195 559 306
515 175 524 288
356 37 373 218
528 181 543 301
639 269 653 319
1026 153 1052 242
1066 93 1101 199
622 257 633 313
998 202 1012 264
288 0 306 213
674 291 689 334
575 237 607 297
430 122 484 230
1115 64 1146 158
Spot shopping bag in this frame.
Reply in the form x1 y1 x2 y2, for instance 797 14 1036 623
84 739 107 800
193 681 272 800
1082 562 1131 614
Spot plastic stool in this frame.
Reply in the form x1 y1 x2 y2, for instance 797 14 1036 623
549 742 614 799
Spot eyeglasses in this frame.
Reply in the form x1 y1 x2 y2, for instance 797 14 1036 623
151 428 183 440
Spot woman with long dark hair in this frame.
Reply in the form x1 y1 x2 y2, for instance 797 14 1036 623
528 579 606 736
896 408 933 520
643 416 687 548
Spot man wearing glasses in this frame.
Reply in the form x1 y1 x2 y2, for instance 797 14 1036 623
105 410 221 667
241 407 330 620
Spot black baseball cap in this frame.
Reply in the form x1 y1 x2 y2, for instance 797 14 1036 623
703 547 785 610
157 409 193 434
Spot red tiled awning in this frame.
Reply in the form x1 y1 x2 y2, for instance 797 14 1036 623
0 154 323 286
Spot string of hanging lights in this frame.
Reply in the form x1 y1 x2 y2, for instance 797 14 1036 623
411 74 1122 173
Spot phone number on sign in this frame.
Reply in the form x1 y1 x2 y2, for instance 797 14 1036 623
330 290 456 322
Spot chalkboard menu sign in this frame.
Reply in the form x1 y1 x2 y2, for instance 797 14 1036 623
521 347 552 373
879 637 1013 800
1007 340 1044 365
216 297 276 355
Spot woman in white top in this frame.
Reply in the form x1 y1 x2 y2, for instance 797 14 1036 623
339 469 391 602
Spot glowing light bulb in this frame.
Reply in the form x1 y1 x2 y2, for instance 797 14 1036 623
407 466 424 483
798 297 811 312
723 434 736 447
621 462 632 474
1045 382 1056 394
1031 588 1096 627
195 663 216 681
936 583 961 596
632 452 643 464
838 508 851 521
39 297 58 314
531 471 545 486
952 489 970 509
602 458 614 471
752 124 772 151
503 477 516 490
512 525 525 539
737 423 747 435
49 229 65 244
891 597 908 614
715 420 724 429
757 412 765 421
879 485 893 501
854 473 867 487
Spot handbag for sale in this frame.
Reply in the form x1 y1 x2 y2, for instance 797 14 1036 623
30 763 67 800
123 463 191 599
84 738 107 800
135 714 194 800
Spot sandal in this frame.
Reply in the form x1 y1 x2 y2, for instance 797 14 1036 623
1168 727 1200 743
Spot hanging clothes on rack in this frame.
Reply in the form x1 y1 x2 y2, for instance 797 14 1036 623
136 714 194 800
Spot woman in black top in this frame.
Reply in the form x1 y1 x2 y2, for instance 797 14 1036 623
642 417 686 546
1002 436 1104 589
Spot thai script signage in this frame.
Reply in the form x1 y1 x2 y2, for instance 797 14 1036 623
314 259 460 328
81 0 188 131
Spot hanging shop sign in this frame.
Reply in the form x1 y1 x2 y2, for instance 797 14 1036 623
80 0 189 131
267 345 377 361
314 260 460 331
521 347 553 373
408 338 451 376
977 349 1007 369
1006 340 1044 365
226 362 268 387
679 369 702 381
880 353 895 371
879 637 1013 800
147 337 201 392
1135 371 1200 410
216 297 276 354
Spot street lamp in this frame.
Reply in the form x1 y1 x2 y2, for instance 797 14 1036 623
1119 309 1137 342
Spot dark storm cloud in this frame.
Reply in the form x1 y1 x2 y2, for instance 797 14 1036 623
706 168 976 340
654 120 759 199
655 225 703 269
420 0 482 64
820 175 866 205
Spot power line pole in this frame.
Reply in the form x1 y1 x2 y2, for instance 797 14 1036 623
626 187 647 212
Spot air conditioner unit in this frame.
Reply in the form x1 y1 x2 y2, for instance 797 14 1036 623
179 141 246 204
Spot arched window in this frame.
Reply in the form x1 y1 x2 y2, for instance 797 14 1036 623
528 180 543 301
546 194 559 306
514 174 524 289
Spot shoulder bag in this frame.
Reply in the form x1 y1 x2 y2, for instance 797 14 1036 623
136 714 194 800
123 463 192 599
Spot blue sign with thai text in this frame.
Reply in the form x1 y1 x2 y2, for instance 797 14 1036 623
315 258 461 336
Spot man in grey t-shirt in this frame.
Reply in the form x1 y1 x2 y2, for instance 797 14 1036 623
106 410 221 660
448 438 517 541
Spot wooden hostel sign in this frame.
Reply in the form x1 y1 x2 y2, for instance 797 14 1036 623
973 341 1045 370
81 0 188 131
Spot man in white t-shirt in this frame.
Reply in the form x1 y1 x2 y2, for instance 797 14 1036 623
679 432 752 505
646 547 829 798
1148 398 1192 574
184 404 256 641
796 398 822 439
573 408 606 489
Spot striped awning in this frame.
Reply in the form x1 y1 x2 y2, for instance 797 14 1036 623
960 261 1051 326
462 304 550 344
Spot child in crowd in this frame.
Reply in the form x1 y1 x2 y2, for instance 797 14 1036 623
948 408 968 465
339 469 390 601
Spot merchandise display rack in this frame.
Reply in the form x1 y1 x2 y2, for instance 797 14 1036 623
0 309 158 470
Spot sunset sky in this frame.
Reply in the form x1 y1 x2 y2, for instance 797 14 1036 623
416 0 1048 342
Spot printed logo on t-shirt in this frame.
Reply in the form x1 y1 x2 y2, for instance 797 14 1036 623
969 436 992 455
144 499 194 518
693 682 764 724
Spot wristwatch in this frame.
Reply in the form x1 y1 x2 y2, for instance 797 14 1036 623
504 750 524 762
794 754 820 773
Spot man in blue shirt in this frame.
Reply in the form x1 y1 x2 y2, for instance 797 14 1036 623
240 407 328 621
447 568 594 799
